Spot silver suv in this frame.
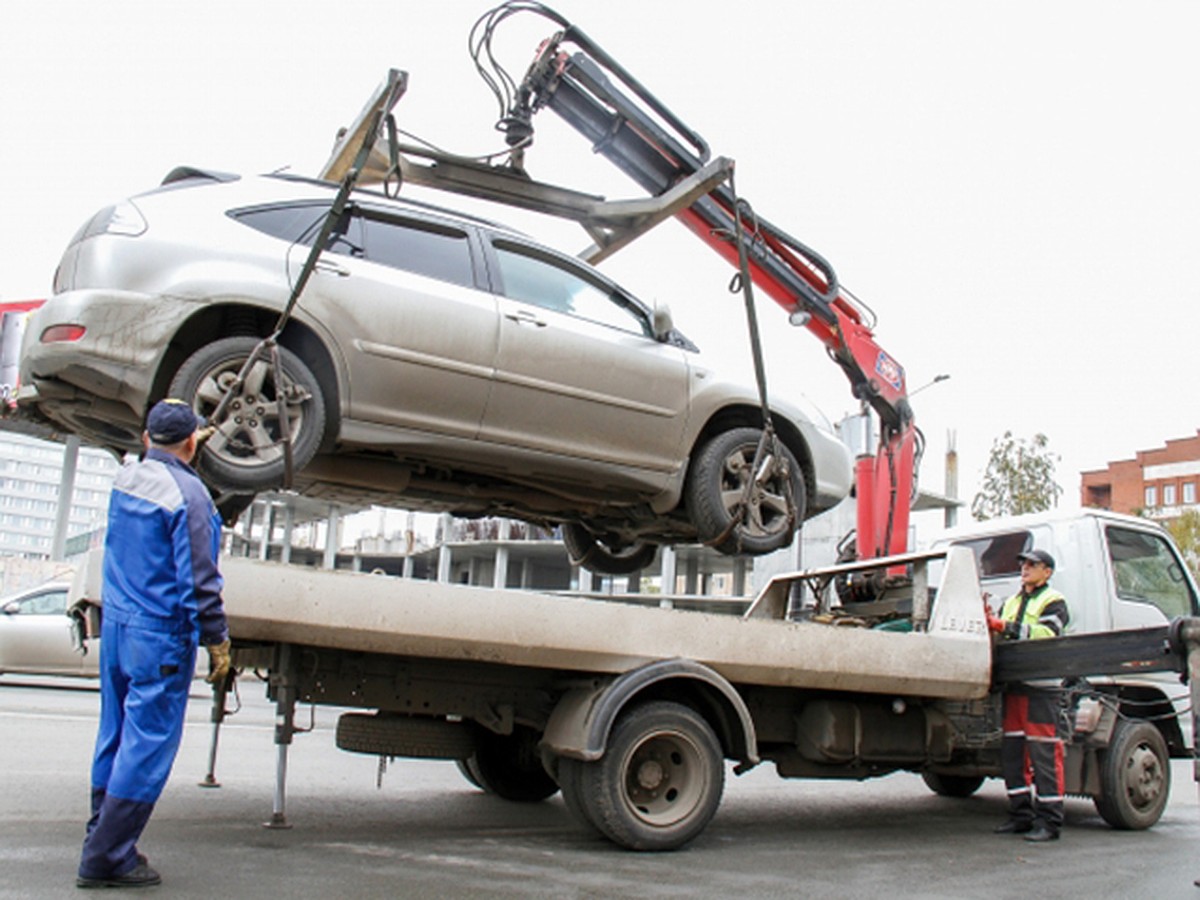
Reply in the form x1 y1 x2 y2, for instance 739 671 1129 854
20 170 851 573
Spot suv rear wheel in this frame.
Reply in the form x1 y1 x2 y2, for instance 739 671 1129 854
169 336 325 491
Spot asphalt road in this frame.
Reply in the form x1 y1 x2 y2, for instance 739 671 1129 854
2 675 1198 899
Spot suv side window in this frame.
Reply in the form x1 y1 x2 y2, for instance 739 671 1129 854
1105 525 1199 619
358 213 475 288
230 204 475 289
952 531 1032 578
492 241 651 336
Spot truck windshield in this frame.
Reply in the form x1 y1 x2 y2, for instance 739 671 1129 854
1105 525 1199 619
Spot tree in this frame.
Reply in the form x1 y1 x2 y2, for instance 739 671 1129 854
1165 509 1200 580
971 431 1063 521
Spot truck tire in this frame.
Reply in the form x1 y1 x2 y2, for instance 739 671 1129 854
568 700 725 851
561 524 657 576
169 336 325 491
456 757 485 790
1094 719 1170 830
921 772 985 798
685 427 805 555
336 713 476 760
556 757 603 837
462 725 559 802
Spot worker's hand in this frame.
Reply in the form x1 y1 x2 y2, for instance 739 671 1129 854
205 638 232 685
986 612 1006 635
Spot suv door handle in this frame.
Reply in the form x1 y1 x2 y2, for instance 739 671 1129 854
504 309 547 327
315 260 351 277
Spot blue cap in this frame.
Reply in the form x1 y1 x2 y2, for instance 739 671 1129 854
146 399 204 445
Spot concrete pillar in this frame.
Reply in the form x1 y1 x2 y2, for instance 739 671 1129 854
494 520 510 589
660 546 677 597
945 430 959 529
520 557 533 589
50 435 80 561
576 566 593 592
322 505 339 570
241 503 257 558
280 502 295 565
402 554 414 579
258 503 273 561
684 555 700 595
493 546 509 589
732 557 747 596
437 514 453 583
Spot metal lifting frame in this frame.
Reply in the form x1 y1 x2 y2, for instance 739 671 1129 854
320 23 916 561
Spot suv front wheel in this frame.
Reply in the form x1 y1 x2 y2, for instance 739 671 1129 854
685 427 805 555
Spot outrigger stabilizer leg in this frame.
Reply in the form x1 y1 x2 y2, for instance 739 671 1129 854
264 642 298 830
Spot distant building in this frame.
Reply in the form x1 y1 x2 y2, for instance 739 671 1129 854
1081 430 1200 519
0 432 119 559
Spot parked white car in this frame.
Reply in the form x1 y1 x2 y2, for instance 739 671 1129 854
0 582 97 677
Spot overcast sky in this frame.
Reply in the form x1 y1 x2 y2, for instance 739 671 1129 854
2 0 1198 531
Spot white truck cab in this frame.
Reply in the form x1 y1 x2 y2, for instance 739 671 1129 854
930 508 1199 752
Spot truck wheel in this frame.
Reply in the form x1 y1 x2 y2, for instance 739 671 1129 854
685 427 805 555
1094 719 1170 830
556 757 604 837
921 772 985 798
561 524 657 576
456 757 485 790
463 725 559 802
571 700 724 851
169 336 325 491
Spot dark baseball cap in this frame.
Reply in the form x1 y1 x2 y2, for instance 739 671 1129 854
1017 548 1055 570
146 399 204 445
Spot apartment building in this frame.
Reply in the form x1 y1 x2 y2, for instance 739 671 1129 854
1081 430 1200 518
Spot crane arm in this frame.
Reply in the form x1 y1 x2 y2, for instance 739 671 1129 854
505 22 915 559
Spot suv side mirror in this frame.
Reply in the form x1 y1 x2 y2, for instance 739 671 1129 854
651 305 674 342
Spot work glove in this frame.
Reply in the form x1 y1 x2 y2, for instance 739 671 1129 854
986 612 1006 635
205 638 232 684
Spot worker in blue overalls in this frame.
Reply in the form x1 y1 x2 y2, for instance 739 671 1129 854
77 399 230 889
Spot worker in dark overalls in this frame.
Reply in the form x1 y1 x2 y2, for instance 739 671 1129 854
77 399 230 888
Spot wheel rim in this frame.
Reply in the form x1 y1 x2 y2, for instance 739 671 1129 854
718 444 791 538
1123 742 1165 812
192 355 306 471
619 729 709 828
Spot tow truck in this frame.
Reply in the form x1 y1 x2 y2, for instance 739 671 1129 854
60 2 1200 852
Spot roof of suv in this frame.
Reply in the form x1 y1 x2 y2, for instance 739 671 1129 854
153 167 526 239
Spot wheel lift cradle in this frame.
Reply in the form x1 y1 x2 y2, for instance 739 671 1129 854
67 546 1200 849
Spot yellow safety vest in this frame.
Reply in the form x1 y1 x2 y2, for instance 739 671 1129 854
999 585 1067 640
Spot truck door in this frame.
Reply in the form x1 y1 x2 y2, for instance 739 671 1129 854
478 238 689 490
1104 524 1200 629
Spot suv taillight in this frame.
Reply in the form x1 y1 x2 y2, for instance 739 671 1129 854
41 325 86 343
